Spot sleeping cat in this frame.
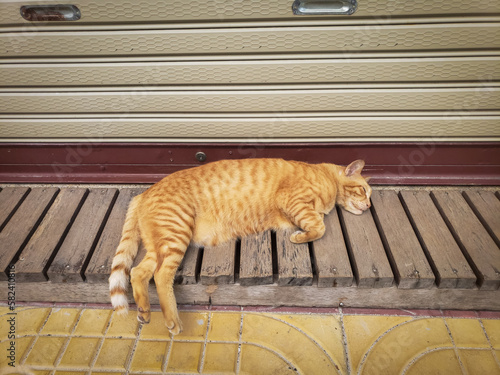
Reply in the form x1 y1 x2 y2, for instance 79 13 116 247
109 158 372 335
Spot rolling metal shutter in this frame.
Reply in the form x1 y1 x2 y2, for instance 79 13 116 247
0 0 498 143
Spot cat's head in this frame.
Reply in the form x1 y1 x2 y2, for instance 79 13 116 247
336 160 372 215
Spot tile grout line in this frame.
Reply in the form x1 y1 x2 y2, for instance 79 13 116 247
124 312 144 375
198 309 212 373
235 307 244 375
162 329 175 372
88 308 114 374
442 316 468 375
339 307 352 375
478 318 500 368
52 307 86 373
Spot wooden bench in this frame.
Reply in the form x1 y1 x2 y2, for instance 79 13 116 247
1 185 499 310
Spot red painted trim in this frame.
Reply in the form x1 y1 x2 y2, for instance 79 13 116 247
0 142 498 185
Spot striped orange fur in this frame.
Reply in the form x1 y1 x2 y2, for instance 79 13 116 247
109 158 371 334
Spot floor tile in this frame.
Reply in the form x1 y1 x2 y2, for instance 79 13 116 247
139 311 171 339
130 340 169 372
346 317 454 375
446 318 490 347
106 310 140 338
16 308 51 336
24 337 67 366
166 341 203 373
239 343 296 375
459 349 500 375
1 336 34 367
276 313 347 374
41 308 81 335
93 338 134 370
174 311 209 341
242 313 339 374
207 312 241 342
482 319 500 349
203 343 239 374
405 348 463 375
74 309 111 336
343 315 412 372
58 337 100 368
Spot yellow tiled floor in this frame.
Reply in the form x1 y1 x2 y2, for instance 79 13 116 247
1 305 500 374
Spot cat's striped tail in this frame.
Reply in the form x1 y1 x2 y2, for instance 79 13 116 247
109 195 142 315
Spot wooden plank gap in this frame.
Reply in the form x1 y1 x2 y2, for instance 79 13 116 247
78 189 119 281
0 187 30 232
398 191 441 284
271 230 279 284
336 205 360 286
369 202 401 286
195 247 204 284
307 241 318 286
42 189 90 279
234 238 241 284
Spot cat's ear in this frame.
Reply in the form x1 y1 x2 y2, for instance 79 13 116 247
345 160 365 177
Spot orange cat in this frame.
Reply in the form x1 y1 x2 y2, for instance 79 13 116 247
109 158 371 334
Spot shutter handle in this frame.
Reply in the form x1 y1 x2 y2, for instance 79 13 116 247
292 0 357 15
20 5 81 21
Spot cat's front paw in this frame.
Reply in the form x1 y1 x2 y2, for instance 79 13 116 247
166 317 183 336
137 307 151 324
290 230 306 244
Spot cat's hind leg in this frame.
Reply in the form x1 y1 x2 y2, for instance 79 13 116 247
130 250 157 324
154 234 191 335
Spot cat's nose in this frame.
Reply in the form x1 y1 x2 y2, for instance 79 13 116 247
366 201 371 208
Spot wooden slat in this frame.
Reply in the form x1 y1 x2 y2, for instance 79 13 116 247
432 191 500 290
311 211 353 287
400 191 477 288
175 244 201 285
6 281 500 311
339 208 394 288
371 191 435 289
46 188 117 282
0 186 29 230
404 192 479 288
15 188 87 282
463 190 500 247
85 187 145 283
239 231 274 286
0 187 59 281
276 228 313 286
200 240 236 285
